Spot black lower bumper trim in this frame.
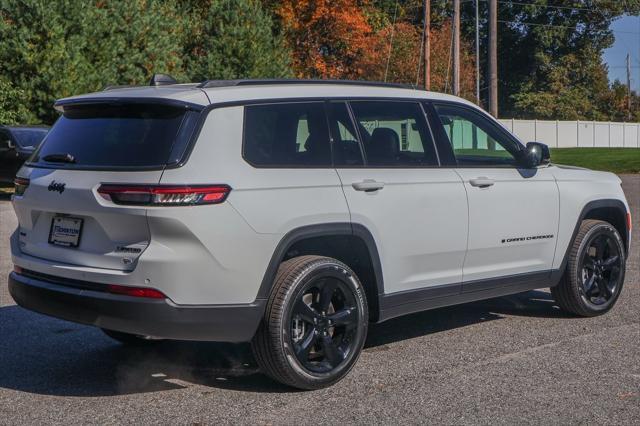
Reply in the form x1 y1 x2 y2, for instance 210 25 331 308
8 272 265 342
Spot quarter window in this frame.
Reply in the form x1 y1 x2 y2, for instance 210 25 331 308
243 102 331 167
349 101 437 166
433 104 522 166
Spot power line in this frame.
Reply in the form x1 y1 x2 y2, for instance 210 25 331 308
497 19 640 35
495 0 612 14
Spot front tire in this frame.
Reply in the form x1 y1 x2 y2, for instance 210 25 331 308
251 255 369 390
551 219 626 317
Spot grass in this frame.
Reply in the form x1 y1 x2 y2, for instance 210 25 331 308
550 148 640 174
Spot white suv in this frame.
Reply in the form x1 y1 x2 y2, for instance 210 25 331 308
9 78 632 389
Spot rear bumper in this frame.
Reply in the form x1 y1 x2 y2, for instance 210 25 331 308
8 271 265 342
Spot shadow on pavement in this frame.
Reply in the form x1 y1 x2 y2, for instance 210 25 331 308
0 290 568 397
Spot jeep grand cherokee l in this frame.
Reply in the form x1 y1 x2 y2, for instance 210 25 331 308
8 78 632 389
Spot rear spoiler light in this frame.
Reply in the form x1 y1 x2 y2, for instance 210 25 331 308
97 184 231 206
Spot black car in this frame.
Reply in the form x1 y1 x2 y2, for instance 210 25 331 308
0 125 49 183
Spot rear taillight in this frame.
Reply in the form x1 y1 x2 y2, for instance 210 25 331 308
97 184 231 206
14 177 29 196
106 284 166 299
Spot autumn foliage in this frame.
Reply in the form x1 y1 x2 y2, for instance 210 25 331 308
275 0 476 101
276 0 373 79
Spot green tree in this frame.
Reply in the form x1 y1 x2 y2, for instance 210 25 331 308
183 0 292 81
0 0 186 124
460 0 638 119
0 77 29 124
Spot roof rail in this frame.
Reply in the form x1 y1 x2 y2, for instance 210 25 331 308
196 79 420 90
103 85 134 91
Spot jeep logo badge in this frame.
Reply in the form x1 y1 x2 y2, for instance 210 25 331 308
48 180 66 194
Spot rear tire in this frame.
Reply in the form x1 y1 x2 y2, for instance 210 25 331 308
251 255 368 390
551 219 626 317
101 328 157 345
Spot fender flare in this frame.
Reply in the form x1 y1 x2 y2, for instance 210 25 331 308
552 199 630 284
255 223 384 300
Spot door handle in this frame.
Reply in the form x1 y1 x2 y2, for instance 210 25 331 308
469 177 495 188
352 180 385 192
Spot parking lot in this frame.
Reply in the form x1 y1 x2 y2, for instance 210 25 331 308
0 175 638 425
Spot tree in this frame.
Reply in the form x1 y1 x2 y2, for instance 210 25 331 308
0 78 29 124
183 0 292 81
511 51 610 120
358 21 476 99
0 0 186 124
460 0 639 119
276 0 373 78
81 1 187 88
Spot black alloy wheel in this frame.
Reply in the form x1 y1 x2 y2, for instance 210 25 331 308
552 219 626 317
579 233 623 307
289 276 360 374
252 255 368 390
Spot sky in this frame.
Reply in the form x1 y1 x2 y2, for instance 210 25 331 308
602 15 640 91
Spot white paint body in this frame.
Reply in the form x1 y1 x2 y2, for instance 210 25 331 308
10 84 631 305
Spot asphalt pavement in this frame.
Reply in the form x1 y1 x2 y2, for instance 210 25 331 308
0 175 638 425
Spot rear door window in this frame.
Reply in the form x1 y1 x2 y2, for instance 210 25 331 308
349 101 438 167
243 102 331 167
30 103 190 169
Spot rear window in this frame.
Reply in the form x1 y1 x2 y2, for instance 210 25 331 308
30 104 189 169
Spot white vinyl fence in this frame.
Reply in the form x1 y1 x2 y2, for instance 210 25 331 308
498 119 640 148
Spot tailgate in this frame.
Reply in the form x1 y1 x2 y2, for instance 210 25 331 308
13 167 162 271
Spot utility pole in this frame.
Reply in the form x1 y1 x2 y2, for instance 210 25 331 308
488 0 498 117
423 0 430 90
626 53 632 121
453 0 460 96
475 0 480 105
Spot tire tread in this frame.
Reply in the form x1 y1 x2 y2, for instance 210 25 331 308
251 255 367 389
551 219 624 317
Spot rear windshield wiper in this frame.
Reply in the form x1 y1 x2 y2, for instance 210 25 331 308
42 153 76 163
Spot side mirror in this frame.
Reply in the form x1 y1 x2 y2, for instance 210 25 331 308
521 142 550 168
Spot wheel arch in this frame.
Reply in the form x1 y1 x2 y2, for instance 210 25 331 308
555 199 630 282
256 223 384 322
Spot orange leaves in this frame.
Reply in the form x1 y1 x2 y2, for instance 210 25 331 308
276 0 373 78
276 1 477 101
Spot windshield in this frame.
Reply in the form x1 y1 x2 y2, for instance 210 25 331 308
30 103 188 169
10 128 48 149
